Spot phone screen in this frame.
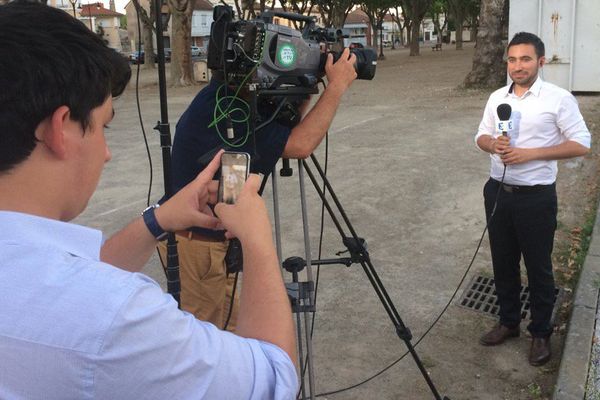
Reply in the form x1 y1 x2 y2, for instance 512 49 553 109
218 152 250 204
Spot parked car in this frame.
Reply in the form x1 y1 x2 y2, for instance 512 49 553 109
129 50 144 64
191 46 201 57
130 49 171 64
348 42 364 49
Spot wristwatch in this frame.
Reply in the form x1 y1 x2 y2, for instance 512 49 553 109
142 204 168 241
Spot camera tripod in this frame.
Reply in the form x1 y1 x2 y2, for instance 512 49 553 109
269 154 450 400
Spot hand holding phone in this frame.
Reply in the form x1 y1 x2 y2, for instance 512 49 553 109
218 151 250 205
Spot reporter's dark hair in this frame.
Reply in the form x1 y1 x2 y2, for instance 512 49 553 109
0 1 131 173
508 32 545 58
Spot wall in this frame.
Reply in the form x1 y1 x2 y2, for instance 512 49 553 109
509 0 600 91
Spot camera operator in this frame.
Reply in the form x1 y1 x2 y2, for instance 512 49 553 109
0 2 297 399
162 47 358 331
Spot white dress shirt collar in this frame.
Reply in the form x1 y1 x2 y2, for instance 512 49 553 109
505 76 543 98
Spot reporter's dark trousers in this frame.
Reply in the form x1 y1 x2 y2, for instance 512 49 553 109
484 178 557 338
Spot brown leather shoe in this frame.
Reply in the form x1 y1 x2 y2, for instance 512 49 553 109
479 324 520 346
529 337 551 366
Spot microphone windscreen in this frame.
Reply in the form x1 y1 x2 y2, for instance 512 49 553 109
497 103 512 121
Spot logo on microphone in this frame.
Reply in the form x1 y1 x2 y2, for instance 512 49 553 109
497 120 513 132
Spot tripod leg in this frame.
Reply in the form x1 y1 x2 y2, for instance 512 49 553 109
295 302 307 400
271 168 283 264
298 160 316 399
300 154 446 400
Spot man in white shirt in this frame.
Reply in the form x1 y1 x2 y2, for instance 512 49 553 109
475 32 591 366
0 2 297 398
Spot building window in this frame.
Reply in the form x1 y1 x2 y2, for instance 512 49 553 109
201 15 207 26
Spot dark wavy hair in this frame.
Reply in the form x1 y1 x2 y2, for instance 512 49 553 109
508 32 545 59
0 1 131 172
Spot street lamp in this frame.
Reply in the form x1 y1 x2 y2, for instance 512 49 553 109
377 22 385 60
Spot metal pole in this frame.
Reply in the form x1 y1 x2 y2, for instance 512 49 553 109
378 23 385 59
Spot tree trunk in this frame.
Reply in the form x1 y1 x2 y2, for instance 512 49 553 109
463 0 505 88
470 24 477 43
409 18 421 56
455 21 464 50
132 0 156 69
169 0 195 87
142 25 155 69
331 9 347 29
371 23 378 48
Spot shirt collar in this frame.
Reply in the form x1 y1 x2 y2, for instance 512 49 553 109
0 211 102 260
505 76 543 98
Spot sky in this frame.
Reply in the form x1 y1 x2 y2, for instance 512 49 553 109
114 0 128 13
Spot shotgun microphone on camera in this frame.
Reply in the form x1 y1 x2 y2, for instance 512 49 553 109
496 103 512 136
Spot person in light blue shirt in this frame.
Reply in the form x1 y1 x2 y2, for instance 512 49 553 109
0 2 298 399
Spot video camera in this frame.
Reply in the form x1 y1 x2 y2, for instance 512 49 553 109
207 5 377 92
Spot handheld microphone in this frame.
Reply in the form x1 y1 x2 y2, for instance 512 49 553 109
496 103 512 136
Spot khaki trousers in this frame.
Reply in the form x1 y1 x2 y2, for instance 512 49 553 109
158 236 239 331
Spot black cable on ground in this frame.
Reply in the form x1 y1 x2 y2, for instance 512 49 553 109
315 167 507 398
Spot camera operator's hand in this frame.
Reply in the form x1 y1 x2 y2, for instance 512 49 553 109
282 48 357 159
325 47 357 92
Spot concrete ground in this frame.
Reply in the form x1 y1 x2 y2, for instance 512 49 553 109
75 42 600 399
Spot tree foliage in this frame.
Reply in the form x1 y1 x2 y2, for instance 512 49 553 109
281 0 315 30
428 0 448 44
227 0 275 20
401 0 434 56
447 0 478 49
362 0 396 58
315 0 355 28
390 6 408 46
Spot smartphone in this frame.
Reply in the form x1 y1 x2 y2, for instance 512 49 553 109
218 151 250 204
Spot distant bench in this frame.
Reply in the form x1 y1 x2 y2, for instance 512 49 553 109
432 43 442 51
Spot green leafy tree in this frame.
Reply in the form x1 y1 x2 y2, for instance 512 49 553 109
428 0 448 44
229 0 275 20
362 0 396 59
315 0 355 28
390 6 407 46
464 0 480 44
447 0 478 49
401 0 434 56
280 0 315 30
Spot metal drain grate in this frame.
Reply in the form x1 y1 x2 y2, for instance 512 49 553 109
457 275 563 322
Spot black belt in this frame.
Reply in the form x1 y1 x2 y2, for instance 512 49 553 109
491 179 554 194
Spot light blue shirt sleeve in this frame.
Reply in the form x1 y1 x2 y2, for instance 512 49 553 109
94 274 298 400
